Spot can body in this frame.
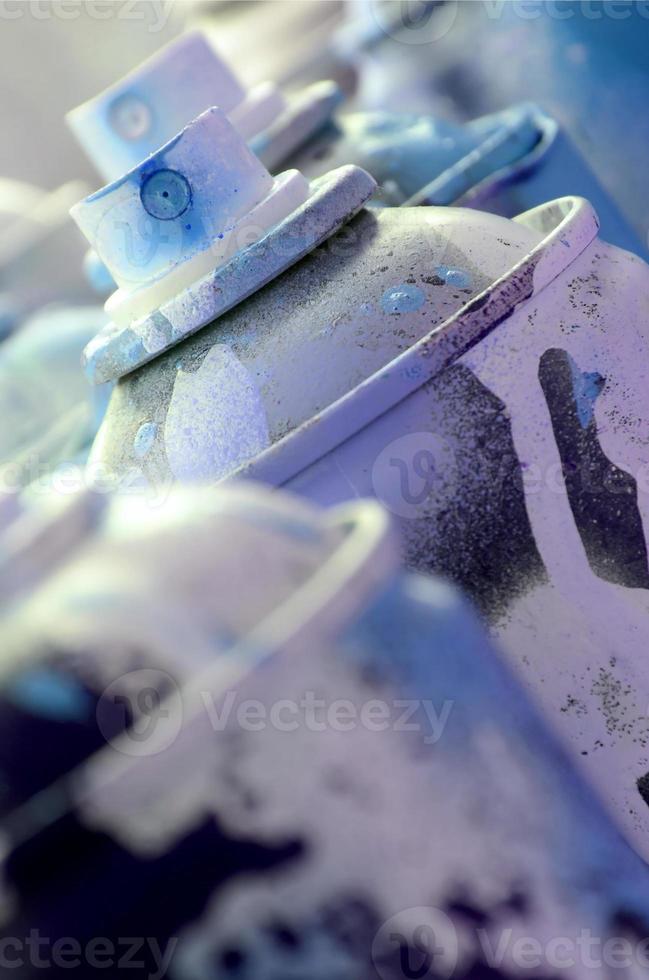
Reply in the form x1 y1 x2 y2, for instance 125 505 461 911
93 197 649 857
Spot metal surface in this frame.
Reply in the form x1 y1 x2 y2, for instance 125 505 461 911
92 194 649 858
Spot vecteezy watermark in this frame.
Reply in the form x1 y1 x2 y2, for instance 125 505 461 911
366 0 649 47
97 671 455 758
367 1 460 45
0 932 177 978
480 0 649 21
89 194 460 290
0 455 173 507
372 432 458 520
373 907 459 980
94 203 407 285
0 1 174 31
372 428 649 519
96 668 184 758
200 691 454 745
372 906 649 979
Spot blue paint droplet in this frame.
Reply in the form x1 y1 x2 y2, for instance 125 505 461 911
381 283 426 314
567 354 605 429
434 266 472 289
133 420 158 458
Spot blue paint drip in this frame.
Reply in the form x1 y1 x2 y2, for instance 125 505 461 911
5 668 91 722
434 266 473 289
133 421 158 458
567 353 605 429
381 284 426 314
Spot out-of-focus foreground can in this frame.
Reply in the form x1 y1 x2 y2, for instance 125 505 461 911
0 306 111 488
1 483 649 978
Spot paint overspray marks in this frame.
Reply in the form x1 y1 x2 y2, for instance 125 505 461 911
164 345 270 481
381 284 425 314
637 772 649 809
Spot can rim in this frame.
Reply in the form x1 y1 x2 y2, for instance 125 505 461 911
233 194 601 489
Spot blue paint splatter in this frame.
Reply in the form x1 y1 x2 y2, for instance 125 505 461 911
434 266 473 289
381 284 425 314
567 353 605 429
133 421 158 458
5 668 91 722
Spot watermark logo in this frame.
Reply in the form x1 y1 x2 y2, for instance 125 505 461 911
0 455 173 506
96 678 455 757
372 907 458 980
372 909 649 978
96 668 182 758
0 1 174 31
0 932 176 978
368 1 459 44
372 432 457 519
